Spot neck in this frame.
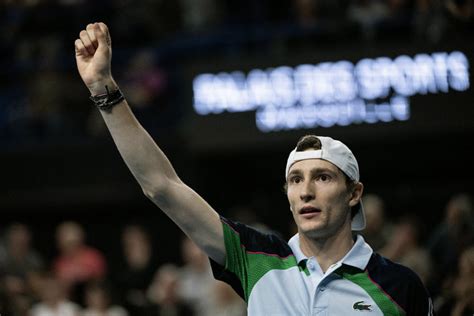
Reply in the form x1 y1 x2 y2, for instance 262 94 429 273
299 227 354 273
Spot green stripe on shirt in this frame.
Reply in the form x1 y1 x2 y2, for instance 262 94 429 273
222 221 300 301
336 266 405 316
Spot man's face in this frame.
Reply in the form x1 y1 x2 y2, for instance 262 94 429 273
287 158 358 239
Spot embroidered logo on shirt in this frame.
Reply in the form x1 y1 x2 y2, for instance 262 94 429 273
353 301 372 311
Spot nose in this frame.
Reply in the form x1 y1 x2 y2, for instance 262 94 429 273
300 180 315 202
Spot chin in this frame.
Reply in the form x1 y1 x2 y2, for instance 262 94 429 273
298 222 326 237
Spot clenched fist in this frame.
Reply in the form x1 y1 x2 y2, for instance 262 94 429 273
75 22 117 96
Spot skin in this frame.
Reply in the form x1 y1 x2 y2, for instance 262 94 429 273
287 158 363 272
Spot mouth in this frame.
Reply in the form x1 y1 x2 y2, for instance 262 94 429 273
299 206 321 218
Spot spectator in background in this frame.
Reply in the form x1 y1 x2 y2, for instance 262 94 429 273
428 193 474 296
26 58 66 138
451 247 474 316
347 0 390 38
179 0 221 31
436 246 474 315
178 237 214 316
53 221 107 302
121 50 167 111
0 223 44 288
293 0 319 28
14 1 63 66
413 0 447 43
0 282 31 316
113 224 159 316
146 264 194 316
0 223 44 316
206 281 247 316
82 281 128 316
380 215 432 286
292 0 350 30
29 274 81 316
445 0 474 21
361 194 392 251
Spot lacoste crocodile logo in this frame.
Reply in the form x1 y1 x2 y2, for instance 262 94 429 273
353 301 372 311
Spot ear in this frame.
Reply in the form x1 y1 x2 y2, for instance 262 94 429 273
349 182 364 207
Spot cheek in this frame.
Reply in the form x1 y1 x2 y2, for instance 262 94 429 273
287 188 297 206
322 186 350 207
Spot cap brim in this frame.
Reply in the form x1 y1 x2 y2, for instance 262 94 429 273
351 201 366 231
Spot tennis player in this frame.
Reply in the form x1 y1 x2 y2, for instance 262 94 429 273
75 22 434 315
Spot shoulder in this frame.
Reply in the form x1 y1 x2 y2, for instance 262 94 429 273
107 306 129 316
368 253 425 285
221 217 293 257
367 253 433 315
221 217 293 258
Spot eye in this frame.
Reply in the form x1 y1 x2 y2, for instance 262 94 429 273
317 174 331 182
289 175 302 184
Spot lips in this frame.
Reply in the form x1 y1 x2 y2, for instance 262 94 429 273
299 206 321 214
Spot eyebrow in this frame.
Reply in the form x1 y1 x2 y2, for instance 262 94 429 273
288 167 338 177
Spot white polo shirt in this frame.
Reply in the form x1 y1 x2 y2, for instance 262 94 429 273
211 217 433 316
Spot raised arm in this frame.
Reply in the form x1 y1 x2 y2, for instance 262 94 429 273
74 22 225 264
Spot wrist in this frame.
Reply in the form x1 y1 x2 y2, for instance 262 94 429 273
90 85 124 112
88 77 118 96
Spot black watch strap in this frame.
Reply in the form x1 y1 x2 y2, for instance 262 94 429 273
90 85 125 112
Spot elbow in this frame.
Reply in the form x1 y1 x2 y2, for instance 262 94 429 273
142 185 167 202
141 177 180 203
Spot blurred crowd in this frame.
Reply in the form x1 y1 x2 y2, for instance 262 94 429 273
1 0 473 144
1 192 473 316
0 220 248 316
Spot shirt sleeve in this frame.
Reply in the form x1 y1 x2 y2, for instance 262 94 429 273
209 216 292 302
386 262 436 316
405 278 435 316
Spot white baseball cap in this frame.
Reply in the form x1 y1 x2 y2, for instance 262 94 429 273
285 136 366 231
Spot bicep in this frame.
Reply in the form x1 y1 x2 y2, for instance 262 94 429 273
148 179 226 265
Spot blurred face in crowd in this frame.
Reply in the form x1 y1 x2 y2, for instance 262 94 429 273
40 277 64 305
85 285 109 311
122 225 151 268
459 247 474 278
362 194 385 235
149 264 180 304
181 237 208 269
446 194 472 227
56 222 84 254
286 158 361 239
7 224 31 254
454 247 474 300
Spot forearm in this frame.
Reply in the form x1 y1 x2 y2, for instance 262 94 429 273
102 99 224 261
98 95 178 194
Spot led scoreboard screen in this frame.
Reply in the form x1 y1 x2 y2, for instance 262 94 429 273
192 51 470 132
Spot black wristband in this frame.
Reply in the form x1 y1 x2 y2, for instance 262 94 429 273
90 85 124 112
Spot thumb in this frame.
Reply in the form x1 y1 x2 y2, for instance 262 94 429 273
95 22 111 52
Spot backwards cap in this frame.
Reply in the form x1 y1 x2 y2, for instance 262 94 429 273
285 136 365 231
